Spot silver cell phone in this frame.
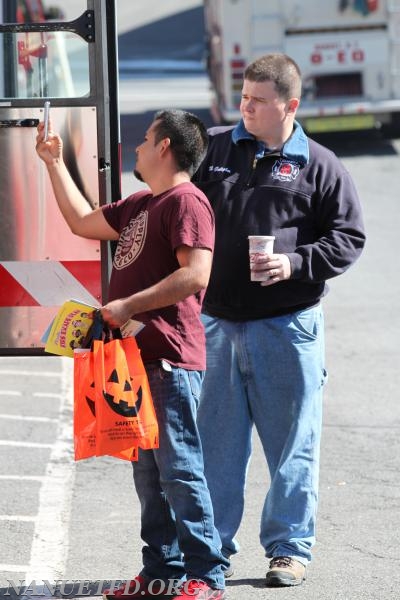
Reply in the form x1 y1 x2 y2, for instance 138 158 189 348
43 101 50 141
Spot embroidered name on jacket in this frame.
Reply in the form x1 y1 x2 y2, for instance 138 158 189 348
208 165 231 174
113 210 148 270
272 159 300 182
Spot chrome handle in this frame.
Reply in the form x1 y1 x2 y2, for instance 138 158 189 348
0 119 39 128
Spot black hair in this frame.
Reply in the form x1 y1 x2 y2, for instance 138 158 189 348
152 109 208 176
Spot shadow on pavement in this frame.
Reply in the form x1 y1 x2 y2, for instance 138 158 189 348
225 577 267 589
120 109 214 175
118 7 205 67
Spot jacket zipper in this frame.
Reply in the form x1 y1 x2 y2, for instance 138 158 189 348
246 155 258 187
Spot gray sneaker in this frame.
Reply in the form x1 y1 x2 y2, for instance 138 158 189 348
265 556 306 587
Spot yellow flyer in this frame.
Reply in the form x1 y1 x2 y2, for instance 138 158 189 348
44 300 96 358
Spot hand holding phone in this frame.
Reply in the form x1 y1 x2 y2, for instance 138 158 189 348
43 101 50 141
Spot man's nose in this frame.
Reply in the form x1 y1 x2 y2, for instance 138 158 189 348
243 97 255 111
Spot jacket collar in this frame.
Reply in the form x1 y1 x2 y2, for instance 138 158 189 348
232 119 309 166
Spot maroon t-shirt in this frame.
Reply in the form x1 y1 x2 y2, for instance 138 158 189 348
102 182 214 370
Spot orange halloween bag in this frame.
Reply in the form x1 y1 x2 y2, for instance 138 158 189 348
73 315 158 461
73 347 97 460
73 344 140 461
93 335 159 458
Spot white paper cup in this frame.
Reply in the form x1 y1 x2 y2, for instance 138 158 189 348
248 235 275 281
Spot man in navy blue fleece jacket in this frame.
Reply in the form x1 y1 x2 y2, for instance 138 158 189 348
193 53 365 587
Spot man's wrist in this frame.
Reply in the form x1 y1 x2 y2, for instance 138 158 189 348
46 157 63 171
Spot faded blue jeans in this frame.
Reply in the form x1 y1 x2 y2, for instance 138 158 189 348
132 361 228 589
198 306 327 565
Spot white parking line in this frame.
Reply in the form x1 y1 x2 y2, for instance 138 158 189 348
0 370 62 377
0 441 53 448
0 563 30 572
0 475 45 481
25 357 75 582
0 391 22 396
0 414 58 423
0 516 37 522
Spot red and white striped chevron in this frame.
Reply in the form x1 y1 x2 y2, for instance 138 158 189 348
0 260 101 307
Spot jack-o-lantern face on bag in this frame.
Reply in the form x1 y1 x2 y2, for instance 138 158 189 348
85 381 96 417
83 379 96 416
103 367 143 417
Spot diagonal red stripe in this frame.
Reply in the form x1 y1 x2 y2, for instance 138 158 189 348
60 260 102 304
0 264 40 307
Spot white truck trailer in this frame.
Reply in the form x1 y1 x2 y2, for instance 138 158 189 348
204 0 400 133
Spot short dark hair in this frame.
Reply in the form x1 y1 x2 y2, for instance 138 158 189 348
153 109 208 176
244 53 302 101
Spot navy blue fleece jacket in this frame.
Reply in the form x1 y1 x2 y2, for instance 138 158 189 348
192 120 366 320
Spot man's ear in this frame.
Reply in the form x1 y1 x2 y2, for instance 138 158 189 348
287 97 300 114
158 137 171 155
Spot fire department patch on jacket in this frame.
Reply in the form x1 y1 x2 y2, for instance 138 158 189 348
272 159 300 182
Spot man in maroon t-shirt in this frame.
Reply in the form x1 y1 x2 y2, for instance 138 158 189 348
102 182 212 369
36 109 228 600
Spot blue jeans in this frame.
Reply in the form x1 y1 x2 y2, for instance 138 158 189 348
198 306 327 564
132 362 228 589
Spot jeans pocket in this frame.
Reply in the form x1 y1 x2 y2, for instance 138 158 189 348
188 370 204 406
291 307 320 341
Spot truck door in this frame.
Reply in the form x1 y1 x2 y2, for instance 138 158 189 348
0 0 120 354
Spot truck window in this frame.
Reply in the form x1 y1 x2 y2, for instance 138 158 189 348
16 0 85 23
1 29 89 98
